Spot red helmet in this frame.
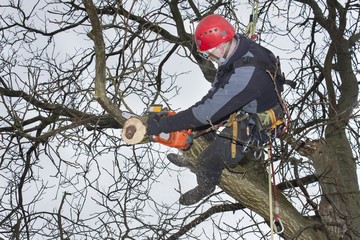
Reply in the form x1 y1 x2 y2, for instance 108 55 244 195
194 14 236 51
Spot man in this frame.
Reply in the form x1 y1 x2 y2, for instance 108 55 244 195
146 14 285 205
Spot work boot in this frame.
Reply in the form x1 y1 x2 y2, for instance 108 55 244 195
167 153 196 172
179 184 216 205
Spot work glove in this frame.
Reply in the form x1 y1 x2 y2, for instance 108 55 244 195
146 114 162 136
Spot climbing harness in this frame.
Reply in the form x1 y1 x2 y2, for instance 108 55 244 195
232 54 294 137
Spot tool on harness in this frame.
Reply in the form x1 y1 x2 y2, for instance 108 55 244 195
148 105 193 150
225 102 286 160
226 112 266 159
243 127 264 159
254 103 286 133
246 0 259 41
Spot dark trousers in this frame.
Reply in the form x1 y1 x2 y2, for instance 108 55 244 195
195 119 252 188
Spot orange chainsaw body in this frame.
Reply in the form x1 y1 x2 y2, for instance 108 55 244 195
151 110 193 149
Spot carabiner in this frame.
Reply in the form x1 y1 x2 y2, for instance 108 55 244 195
273 218 284 234
242 138 252 153
253 148 263 160
253 140 263 160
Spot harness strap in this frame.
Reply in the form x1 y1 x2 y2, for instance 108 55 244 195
231 115 238 158
227 113 237 158
227 112 248 158
234 56 278 74
233 56 296 89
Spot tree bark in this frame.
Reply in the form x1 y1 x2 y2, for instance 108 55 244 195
313 137 360 240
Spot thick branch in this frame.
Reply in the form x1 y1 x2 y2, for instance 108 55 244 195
82 0 126 126
168 203 244 240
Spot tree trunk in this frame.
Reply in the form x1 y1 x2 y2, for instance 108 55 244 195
312 130 360 239
313 37 360 239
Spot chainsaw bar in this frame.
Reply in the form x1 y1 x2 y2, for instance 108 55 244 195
121 111 138 120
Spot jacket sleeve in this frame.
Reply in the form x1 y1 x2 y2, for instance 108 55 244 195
152 65 264 135
154 92 213 134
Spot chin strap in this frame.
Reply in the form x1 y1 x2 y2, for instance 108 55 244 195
222 40 232 59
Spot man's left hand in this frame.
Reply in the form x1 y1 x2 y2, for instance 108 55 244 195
146 115 162 136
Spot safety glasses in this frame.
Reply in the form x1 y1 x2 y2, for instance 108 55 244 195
197 50 211 59
197 47 216 60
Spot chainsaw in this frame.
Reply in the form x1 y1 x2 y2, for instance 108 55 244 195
147 105 193 150
121 105 193 150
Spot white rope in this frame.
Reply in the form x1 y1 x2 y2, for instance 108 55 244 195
268 149 275 240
